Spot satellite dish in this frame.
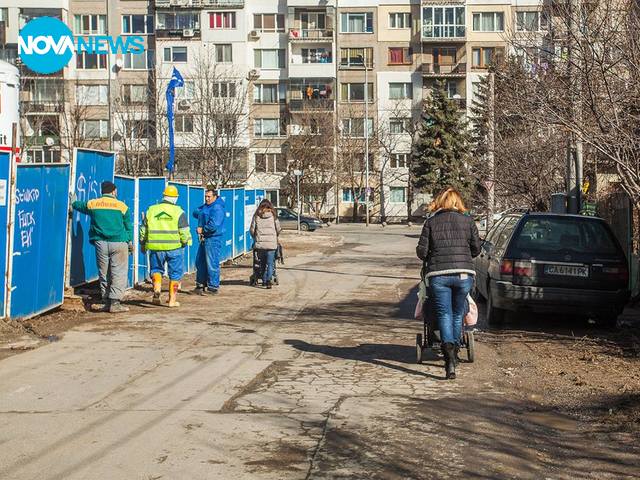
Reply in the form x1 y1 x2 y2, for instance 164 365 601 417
44 137 55 146
114 58 124 71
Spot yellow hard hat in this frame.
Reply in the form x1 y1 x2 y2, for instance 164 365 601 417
163 185 179 197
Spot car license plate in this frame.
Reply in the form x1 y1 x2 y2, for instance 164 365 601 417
544 264 589 278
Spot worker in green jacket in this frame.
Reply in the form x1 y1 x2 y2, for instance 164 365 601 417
72 181 133 313
139 185 192 307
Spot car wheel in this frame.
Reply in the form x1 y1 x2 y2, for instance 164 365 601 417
300 222 310 231
486 285 506 326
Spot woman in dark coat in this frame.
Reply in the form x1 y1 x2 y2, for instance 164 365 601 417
416 188 481 379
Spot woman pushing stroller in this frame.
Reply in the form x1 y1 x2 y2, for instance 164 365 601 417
416 188 481 379
250 199 282 289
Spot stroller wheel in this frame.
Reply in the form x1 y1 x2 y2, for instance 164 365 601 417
416 333 423 364
465 331 475 363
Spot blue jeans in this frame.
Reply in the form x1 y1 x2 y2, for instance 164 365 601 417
149 249 184 281
429 274 474 345
196 236 221 289
257 249 276 284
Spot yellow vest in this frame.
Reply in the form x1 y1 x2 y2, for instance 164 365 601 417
143 203 188 251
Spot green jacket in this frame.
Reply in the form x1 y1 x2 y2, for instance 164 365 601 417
140 201 192 251
72 194 133 243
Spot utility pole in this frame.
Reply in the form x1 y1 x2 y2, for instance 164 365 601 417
294 169 302 233
486 71 496 231
567 0 583 214
106 0 113 151
364 49 370 227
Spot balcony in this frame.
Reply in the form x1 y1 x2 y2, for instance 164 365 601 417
422 62 467 77
155 0 244 8
23 101 64 114
155 28 201 39
289 60 335 78
288 98 334 112
289 29 334 42
24 135 61 147
450 97 467 110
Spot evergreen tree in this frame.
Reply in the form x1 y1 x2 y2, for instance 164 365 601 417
411 81 472 197
469 74 490 160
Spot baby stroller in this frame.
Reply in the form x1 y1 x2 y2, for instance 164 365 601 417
416 265 476 364
249 244 284 286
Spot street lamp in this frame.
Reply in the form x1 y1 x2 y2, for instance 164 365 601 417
293 169 303 233
357 51 371 227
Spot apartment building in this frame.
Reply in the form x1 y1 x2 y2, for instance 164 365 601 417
3 0 545 219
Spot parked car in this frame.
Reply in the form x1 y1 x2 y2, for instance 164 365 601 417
276 208 323 231
474 212 629 326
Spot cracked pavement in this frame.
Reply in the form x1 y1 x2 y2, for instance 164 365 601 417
0 225 638 479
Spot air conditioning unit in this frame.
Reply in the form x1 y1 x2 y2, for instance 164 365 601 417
247 68 260 80
178 99 191 110
288 124 303 136
249 30 260 40
183 28 194 37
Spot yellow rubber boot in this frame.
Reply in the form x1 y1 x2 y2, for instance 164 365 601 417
168 280 180 308
151 273 162 305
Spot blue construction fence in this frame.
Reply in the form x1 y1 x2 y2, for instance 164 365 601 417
0 147 265 320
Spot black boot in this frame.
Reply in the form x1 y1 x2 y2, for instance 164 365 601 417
442 342 456 380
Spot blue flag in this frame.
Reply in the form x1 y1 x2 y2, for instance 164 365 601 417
165 67 184 173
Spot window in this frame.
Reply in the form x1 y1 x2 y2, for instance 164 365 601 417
181 81 195 100
388 47 412 65
73 14 107 35
76 84 108 105
25 149 61 163
472 12 504 32
445 80 458 98
341 12 373 33
213 82 237 98
389 83 412 100
76 52 107 69
253 14 285 32
122 84 147 104
156 12 200 30
254 83 285 104
340 83 373 102
255 153 286 173
209 12 236 29
301 48 332 64
433 47 457 66
255 118 284 138
340 48 373 68
213 44 233 63
30 80 62 102
125 50 154 70
254 49 285 69
297 12 326 37
390 118 411 134
422 6 465 38
342 188 371 203
81 119 109 139
389 13 411 29
472 47 502 68
175 114 193 133
214 115 237 136
516 11 547 31
390 187 406 203
390 153 408 169
125 120 151 139
122 15 153 34
341 118 374 137
163 46 188 63
0 8 8 27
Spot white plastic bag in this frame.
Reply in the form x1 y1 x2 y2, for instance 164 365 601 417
464 294 478 326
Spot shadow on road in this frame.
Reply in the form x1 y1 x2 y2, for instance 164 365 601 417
284 339 446 380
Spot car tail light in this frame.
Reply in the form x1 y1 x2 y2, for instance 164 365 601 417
514 261 533 277
500 259 513 275
603 265 629 284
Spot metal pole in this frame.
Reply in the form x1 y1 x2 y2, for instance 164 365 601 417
364 50 370 227
487 72 495 231
106 0 113 151
296 173 301 233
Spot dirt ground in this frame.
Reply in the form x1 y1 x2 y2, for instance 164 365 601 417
1 226 639 479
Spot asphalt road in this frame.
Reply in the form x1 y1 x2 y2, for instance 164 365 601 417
0 225 637 479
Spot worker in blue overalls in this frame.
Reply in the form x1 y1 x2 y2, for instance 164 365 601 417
193 188 226 295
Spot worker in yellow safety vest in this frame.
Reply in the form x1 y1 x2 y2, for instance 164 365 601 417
140 185 192 307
